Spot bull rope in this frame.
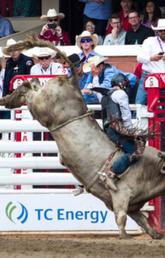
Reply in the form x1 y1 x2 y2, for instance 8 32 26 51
50 111 92 132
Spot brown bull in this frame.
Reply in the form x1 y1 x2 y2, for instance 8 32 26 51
0 39 165 239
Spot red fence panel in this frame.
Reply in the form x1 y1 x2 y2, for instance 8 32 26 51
145 73 165 233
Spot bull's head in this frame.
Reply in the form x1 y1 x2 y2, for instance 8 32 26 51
0 81 33 109
157 152 165 174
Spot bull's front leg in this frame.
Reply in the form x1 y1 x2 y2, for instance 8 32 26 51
129 211 163 239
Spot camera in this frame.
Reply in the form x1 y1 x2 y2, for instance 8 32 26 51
48 23 57 29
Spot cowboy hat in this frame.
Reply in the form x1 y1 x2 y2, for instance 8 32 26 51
151 18 165 31
0 47 10 58
67 54 86 67
2 38 22 56
83 56 108 73
40 8 65 21
33 47 56 58
76 31 98 49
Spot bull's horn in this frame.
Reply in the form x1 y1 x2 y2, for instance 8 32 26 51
157 152 165 159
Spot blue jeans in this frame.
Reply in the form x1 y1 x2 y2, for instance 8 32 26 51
105 127 137 175
135 71 149 105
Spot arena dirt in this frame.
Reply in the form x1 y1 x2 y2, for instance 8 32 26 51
0 234 165 258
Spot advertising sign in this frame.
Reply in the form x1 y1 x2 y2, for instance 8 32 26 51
0 193 140 231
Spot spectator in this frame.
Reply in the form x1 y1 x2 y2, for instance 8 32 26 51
135 18 165 105
125 10 155 45
81 55 137 104
0 13 15 37
84 20 103 45
30 47 67 75
62 53 87 87
39 9 70 46
79 0 112 37
106 0 133 35
53 25 71 46
2 39 34 97
1 39 33 120
104 14 126 45
142 1 162 32
76 30 99 63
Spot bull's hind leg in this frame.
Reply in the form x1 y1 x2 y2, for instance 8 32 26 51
129 211 162 239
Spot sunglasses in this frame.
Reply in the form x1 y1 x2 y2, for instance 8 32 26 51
38 56 51 60
48 18 58 22
80 37 92 43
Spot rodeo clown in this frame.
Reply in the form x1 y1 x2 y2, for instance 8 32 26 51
83 56 147 191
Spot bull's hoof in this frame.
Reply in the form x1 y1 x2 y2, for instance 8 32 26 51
152 232 164 240
119 233 132 239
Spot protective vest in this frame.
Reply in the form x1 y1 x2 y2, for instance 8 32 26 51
101 89 122 131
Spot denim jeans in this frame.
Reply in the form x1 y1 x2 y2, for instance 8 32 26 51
105 127 137 175
135 71 149 105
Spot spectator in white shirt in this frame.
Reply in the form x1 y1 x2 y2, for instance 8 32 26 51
135 18 165 105
30 47 67 75
103 14 126 45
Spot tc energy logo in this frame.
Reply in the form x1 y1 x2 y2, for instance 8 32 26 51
5 202 28 224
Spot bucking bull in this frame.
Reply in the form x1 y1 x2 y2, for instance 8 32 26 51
0 38 165 239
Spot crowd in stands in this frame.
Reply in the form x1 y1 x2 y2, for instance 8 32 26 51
0 0 165 109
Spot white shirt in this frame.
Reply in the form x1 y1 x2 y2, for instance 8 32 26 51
111 89 132 129
30 62 67 75
137 36 165 73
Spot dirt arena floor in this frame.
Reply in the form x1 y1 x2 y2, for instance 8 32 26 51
0 233 165 258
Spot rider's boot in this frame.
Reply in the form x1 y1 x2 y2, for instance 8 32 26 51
106 171 118 192
99 170 118 192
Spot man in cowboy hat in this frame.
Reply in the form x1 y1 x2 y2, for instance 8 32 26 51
136 18 165 105
81 55 137 104
30 47 67 75
39 8 70 46
2 39 34 97
76 30 99 63
0 39 33 120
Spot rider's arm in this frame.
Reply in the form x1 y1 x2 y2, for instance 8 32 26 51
112 89 133 129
